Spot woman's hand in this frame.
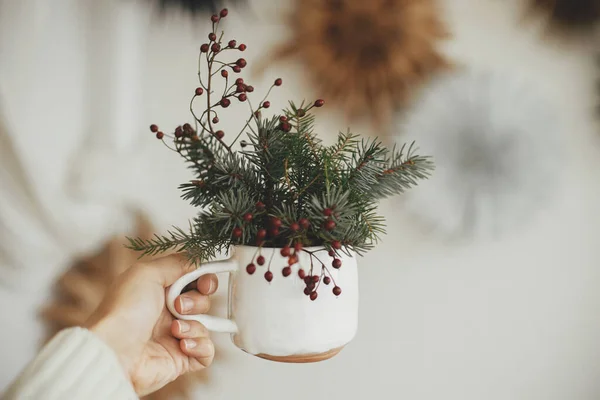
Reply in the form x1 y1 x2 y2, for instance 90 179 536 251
85 253 217 397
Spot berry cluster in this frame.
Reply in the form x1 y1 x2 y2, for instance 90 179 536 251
246 246 342 301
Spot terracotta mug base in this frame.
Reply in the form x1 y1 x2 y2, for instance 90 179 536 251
250 346 344 363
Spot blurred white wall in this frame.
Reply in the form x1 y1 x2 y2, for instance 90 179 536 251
2 0 600 399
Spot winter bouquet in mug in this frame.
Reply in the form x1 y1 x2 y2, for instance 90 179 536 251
128 9 433 362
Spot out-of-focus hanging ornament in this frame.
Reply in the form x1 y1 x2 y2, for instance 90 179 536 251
266 0 450 128
397 70 564 238
526 0 600 34
149 0 243 15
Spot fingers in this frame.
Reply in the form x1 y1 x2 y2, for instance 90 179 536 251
175 290 211 315
182 274 218 295
171 320 215 368
197 274 218 295
171 320 209 339
180 337 215 367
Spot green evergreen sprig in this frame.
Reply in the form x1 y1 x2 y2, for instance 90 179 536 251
128 9 434 298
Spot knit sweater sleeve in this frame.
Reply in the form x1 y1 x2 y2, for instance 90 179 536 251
2 327 138 400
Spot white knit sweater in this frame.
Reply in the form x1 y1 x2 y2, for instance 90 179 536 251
2 327 138 400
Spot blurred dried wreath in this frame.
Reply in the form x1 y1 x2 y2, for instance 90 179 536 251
527 0 600 33
41 215 223 400
267 0 450 128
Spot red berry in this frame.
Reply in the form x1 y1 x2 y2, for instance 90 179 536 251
280 116 288 122
262 101 270 108
236 85 245 93
236 58 247 68
211 43 221 52
246 86 254 92
220 8 228 17
211 14 219 22
312 275 320 283
310 292 318 301
280 246 291 257
332 259 342 269
220 98 231 108
215 130 225 139
294 242 303 252
255 201 265 211
297 109 306 117
282 266 292 277
332 240 342 250
257 255 265 266
238 93 247 102
150 124 158 133
183 123 192 132
290 222 300 232
212 117 219 124
228 39 237 48
256 229 267 240
195 87 204 96
200 43 209 52
209 32 217 41
288 255 298 265
314 99 325 107
235 78 244 85
271 218 282 228
324 220 336 231
156 131 164 139
233 66 242 73
274 78 283 86
304 276 312 285
299 218 310 229
328 250 335 257
333 286 342 296
264 271 273 282
239 44 247 51
221 69 228 78
246 263 256 274
323 208 333 217
282 122 292 132
243 213 253 222
304 287 311 296
175 126 183 138
270 227 280 236
323 276 331 285
232 227 243 238
298 269 306 279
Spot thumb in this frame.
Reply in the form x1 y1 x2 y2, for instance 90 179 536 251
144 253 196 287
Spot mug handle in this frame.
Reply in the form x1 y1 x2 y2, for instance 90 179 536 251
166 259 239 333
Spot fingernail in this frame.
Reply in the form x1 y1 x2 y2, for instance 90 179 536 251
179 296 194 313
208 278 216 293
183 339 197 349
178 320 190 333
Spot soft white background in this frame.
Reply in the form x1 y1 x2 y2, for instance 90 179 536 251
1 0 600 399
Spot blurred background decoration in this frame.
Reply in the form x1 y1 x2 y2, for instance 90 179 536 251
398 70 563 238
150 0 243 14
265 0 450 129
526 0 600 34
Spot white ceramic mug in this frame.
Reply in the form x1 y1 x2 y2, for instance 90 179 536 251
166 245 359 363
